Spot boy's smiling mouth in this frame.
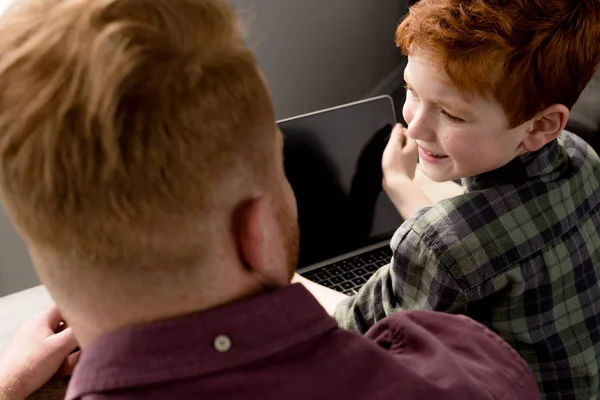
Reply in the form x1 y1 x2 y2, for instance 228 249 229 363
418 145 449 160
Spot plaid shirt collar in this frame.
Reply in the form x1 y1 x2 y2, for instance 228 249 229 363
462 138 567 192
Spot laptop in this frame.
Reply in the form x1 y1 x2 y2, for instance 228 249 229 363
278 95 402 296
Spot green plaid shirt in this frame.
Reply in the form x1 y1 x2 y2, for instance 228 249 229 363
334 131 600 400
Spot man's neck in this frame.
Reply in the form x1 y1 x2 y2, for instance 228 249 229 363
53 276 268 348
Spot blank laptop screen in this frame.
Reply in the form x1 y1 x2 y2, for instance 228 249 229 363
278 96 403 268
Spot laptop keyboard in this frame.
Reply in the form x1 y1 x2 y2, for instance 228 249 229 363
301 246 393 296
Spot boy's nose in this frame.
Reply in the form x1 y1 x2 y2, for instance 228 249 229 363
407 112 436 142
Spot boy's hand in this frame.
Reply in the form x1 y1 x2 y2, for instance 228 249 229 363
382 124 419 187
0 307 80 400
382 124 432 219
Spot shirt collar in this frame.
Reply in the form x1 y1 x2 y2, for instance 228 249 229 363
66 284 336 399
462 138 568 192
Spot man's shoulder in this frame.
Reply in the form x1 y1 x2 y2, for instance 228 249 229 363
321 311 538 400
363 311 539 399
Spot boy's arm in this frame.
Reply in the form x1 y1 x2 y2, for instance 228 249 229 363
386 177 433 220
333 223 468 333
413 166 465 203
292 274 348 315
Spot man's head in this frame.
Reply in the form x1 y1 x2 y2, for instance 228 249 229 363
396 0 600 182
0 0 298 345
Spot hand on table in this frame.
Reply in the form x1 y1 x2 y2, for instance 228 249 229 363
0 307 80 400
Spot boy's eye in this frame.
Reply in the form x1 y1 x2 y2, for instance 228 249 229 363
441 109 465 123
403 83 418 97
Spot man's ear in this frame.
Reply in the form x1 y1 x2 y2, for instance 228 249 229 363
522 104 570 152
235 197 288 288
235 198 269 275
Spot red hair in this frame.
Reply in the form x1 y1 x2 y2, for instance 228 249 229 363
0 0 276 265
396 0 600 128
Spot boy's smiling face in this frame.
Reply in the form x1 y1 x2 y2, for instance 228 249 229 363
402 52 530 182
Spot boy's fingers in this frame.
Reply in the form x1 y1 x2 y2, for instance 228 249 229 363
49 327 79 356
403 136 418 155
55 351 82 377
41 306 62 327
389 124 407 148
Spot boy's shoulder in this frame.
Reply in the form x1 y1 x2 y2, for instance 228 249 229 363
393 192 495 274
393 131 600 286
560 130 600 171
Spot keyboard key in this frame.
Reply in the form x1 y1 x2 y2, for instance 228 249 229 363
354 267 368 276
349 258 366 267
375 260 388 267
302 271 316 279
341 281 354 289
344 289 356 296
340 264 353 272
366 264 378 272
342 272 356 280
331 276 343 284
352 277 367 286
315 271 331 280
320 279 333 287
328 267 343 276
331 285 343 292
365 255 377 264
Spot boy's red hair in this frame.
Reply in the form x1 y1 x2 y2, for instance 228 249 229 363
396 0 600 128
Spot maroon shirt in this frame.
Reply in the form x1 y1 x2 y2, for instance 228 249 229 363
66 284 538 399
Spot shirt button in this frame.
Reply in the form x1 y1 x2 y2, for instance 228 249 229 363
213 334 232 352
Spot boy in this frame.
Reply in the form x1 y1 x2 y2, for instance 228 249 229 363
0 0 538 399
330 0 600 399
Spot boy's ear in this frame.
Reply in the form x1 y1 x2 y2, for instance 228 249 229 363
522 104 570 152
